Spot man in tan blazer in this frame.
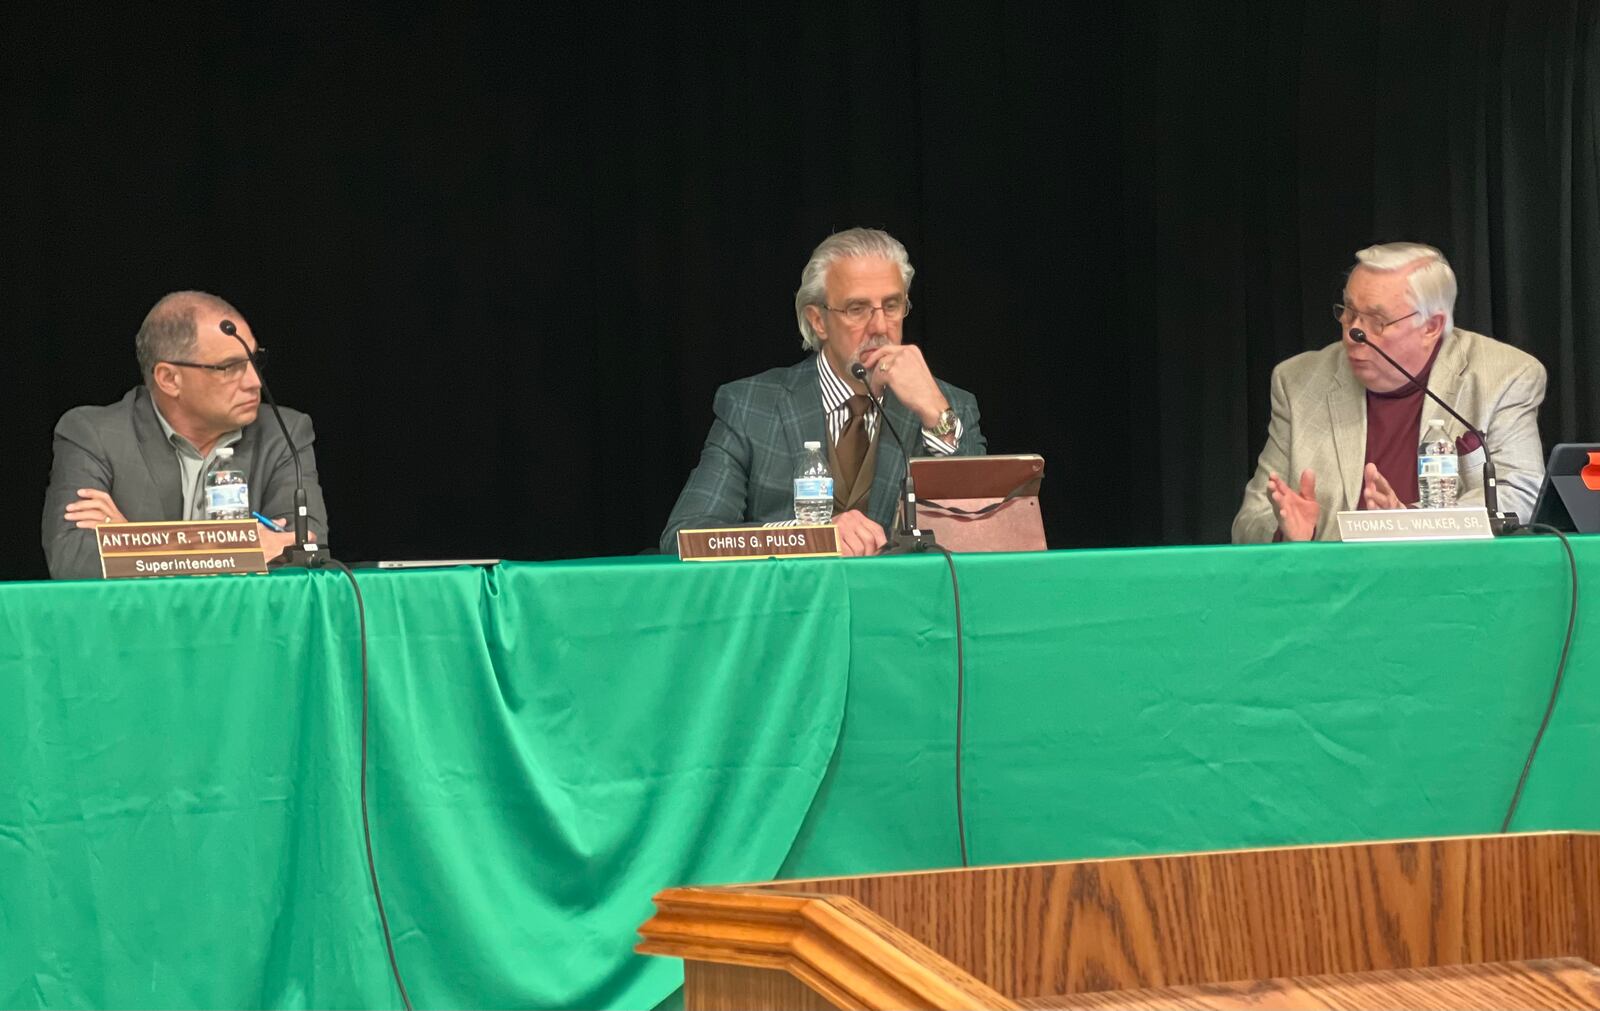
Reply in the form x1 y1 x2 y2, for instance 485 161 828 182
1233 243 1547 543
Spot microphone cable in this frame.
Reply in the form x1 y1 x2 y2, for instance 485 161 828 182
926 544 971 868
223 321 409 1002
847 359 968 863
325 559 415 1010
1499 522 1580 833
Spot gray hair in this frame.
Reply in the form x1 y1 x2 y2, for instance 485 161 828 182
1352 242 1457 334
794 228 915 350
134 290 241 383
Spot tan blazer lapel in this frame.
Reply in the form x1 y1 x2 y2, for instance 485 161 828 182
1328 367 1367 512
1423 329 1469 442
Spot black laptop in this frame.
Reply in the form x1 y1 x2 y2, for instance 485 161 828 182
1530 443 1600 533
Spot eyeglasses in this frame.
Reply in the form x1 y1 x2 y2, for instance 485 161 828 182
163 347 267 381
1333 304 1419 338
824 297 912 326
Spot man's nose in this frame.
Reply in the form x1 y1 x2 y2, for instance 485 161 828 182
866 306 891 335
240 360 263 390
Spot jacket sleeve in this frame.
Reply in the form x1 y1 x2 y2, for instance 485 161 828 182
659 384 756 554
1232 363 1291 544
42 410 115 580
1457 357 1547 520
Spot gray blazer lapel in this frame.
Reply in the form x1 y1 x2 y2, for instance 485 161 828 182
131 389 184 519
777 358 827 472
867 389 917 526
1327 369 1367 511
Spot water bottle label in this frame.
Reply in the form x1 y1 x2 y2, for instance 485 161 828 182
1418 455 1458 478
794 477 833 500
206 483 250 511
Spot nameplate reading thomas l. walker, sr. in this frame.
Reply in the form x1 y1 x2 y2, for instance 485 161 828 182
1336 506 1494 543
676 525 840 562
97 520 269 579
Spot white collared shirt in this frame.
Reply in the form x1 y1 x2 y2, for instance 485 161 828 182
151 404 243 520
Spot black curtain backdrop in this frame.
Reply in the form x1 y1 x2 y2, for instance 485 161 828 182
3 2 1596 579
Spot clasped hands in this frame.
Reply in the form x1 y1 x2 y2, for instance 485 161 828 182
1268 464 1405 541
65 487 313 561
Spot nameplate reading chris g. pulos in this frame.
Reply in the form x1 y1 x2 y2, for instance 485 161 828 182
677 525 839 562
97 519 269 578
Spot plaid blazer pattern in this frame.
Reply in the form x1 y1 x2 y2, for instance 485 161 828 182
1232 328 1547 543
661 355 986 552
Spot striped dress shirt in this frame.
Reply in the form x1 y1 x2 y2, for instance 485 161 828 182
815 353 961 453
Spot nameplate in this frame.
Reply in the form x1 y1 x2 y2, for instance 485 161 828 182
677 525 839 562
1336 507 1494 542
97 520 269 578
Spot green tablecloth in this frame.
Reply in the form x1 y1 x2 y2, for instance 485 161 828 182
2 539 1594 1008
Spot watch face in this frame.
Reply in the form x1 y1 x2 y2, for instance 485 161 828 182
937 410 957 435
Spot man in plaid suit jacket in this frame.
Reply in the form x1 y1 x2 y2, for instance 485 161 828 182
1233 242 1546 543
661 229 986 556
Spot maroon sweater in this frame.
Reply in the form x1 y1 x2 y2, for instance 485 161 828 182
1361 340 1444 509
1277 341 1485 539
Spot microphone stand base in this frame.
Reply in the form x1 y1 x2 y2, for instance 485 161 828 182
269 545 333 570
882 529 939 555
1490 512 1521 536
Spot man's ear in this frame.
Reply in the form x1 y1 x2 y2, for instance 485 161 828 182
804 305 827 344
1423 312 1448 342
150 363 182 397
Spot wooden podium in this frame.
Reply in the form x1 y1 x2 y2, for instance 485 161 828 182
638 833 1600 1010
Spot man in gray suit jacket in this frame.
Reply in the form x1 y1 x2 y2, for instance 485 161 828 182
1234 242 1546 543
43 291 328 579
662 229 985 556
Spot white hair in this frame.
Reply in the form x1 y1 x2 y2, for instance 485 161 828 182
794 228 915 350
1352 242 1457 334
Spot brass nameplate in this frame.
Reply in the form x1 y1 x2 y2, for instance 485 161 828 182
1336 506 1494 542
677 525 839 562
97 519 269 578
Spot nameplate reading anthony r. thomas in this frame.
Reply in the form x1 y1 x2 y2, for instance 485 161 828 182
97 519 269 578
677 525 839 561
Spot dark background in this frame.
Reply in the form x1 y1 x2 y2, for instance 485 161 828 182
4 2 1596 579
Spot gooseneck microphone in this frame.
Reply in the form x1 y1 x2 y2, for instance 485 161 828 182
850 361 938 553
1349 327 1515 532
220 319 325 566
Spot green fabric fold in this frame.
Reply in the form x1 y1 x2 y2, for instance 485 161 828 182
0 558 849 1009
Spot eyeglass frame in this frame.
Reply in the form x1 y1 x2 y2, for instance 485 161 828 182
161 347 267 380
1332 303 1420 338
822 297 913 326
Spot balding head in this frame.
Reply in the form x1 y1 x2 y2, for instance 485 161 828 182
135 290 241 384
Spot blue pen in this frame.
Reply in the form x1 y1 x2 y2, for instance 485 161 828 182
252 511 287 532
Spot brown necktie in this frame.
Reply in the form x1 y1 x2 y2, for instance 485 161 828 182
834 394 872 510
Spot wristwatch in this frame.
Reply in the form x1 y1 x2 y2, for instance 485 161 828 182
932 408 958 438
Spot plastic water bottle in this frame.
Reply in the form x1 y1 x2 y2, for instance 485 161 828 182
793 441 834 523
1417 419 1459 509
202 446 252 520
